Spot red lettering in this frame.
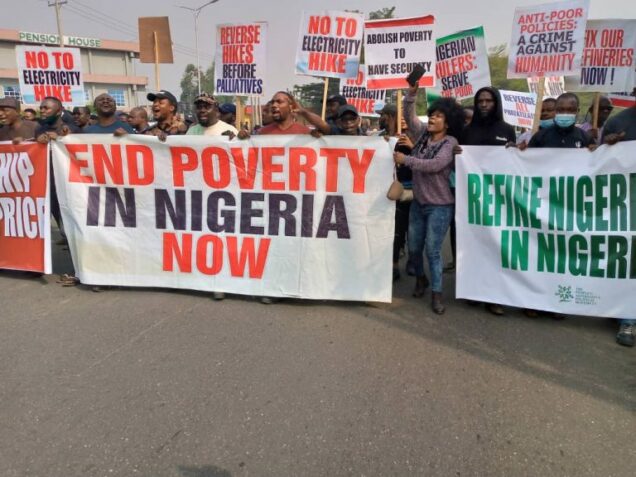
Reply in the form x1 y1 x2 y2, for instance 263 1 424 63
229 147 258 189
163 232 192 272
170 146 198 186
347 149 374 193
93 144 124 185
126 145 154 185
227 236 271 278
201 146 231 188
66 144 93 183
289 147 317 191
261 147 285 190
196 235 224 275
308 15 330 35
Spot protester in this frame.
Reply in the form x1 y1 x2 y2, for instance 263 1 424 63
579 96 612 144
517 98 556 145
71 106 91 131
22 108 37 121
0 97 37 142
325 94 347 127
35 96 80 141
527 93 594 149
145 90 187 137
116 111 130 124
396 84 464 314
601 89 636 347
219 103 237 127
261 100 274 126
299 104 364 136
186 92 238 137
463 106 474 126
128 106 151 134
460 86 516 315
83 94 134 134
257 92 311 135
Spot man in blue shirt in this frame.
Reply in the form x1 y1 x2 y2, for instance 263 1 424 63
84 94 134 135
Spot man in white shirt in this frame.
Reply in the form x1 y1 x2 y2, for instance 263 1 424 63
186 93 238 137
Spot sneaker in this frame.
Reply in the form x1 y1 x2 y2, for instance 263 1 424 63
486 303 504 316
260 296 279 305
412 275 429 298
616 322 635 347
443 261 455 273
212 292 225 300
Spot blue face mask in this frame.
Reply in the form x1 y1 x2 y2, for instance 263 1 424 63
554 114 576 128
540 118 554 129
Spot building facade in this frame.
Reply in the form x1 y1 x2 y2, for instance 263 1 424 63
0 29 148 110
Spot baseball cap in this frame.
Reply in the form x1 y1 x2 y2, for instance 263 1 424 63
327 94 347 106
378 103 397 115
336 104 359 118
0 97 20 110
219 103 236 114
147 90 178 107
194 92 218 105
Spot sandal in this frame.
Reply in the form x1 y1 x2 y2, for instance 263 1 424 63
57 274 79 287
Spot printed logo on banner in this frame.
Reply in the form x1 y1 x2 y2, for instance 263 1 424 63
564 19 636 93
364 16 436 90
507 0 590 79
339 66 386 117
51 135 395 302
555 285 574 302
215 22 267 97
15 45 85 106
0 143 51 274
295 11 364 79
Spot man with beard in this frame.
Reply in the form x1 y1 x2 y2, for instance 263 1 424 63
257 91 311 135
461 86 516 316
0 97 37 142
186 93 238 136
261 100 274 127
83 94 134 134
71 106 91 131
145 90 187 137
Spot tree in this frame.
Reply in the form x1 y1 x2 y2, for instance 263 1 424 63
179 63 235 115
368 7 395 20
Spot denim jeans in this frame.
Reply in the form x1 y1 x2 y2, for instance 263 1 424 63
407 203 454 293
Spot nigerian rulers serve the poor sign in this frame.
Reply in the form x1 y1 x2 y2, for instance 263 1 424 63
508 0 590 78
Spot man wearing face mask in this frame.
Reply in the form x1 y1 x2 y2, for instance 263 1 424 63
528 93 594 149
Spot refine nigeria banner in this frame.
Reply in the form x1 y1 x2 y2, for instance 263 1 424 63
456 143 636 318
52 135 395 301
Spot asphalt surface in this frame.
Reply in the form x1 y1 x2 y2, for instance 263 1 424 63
1 231 635 477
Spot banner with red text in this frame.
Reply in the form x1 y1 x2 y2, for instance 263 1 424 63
364 16 436 90
0 142 51 273
15 45 85 107
427 26 491 102
51 135 395 301
564 20 636 92
339 66 386 117
608 92 636 108
456 142 636 318
527 75 566 98
500 89 538 128
295 11 363 79
215 22 267 96
507 0 589 78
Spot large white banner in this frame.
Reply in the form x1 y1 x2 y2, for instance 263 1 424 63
215 22 267 97
52 135 395 302
15 45 85 106
564 19 636 93
456 143 636 318
507 0 589 79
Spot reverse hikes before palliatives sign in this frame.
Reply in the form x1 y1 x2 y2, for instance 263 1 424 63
456 143 636 318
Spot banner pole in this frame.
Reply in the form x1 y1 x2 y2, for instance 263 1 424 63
397 90 403 135
531 76 545 134
321 77 329 120
236 96 243 129
592 92 601 129
153 31 160 90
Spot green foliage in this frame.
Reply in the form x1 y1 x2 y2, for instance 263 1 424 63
179 63 237 114
293 80 340 113
368 7 396 20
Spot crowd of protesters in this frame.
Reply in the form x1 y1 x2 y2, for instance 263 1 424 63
1 80 635 348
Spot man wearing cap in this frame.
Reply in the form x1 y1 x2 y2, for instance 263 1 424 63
146 90 187 137
84 94 134 135
187 93 238 137
0 97 37 143
330 105 364 136
326 94 347 127
219 103 237 127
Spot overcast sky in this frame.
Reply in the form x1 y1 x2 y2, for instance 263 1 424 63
7 0 636 99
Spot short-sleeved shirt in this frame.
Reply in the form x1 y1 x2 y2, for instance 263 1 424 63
257 122 311 135
602 107 636 142
528 125 593 148
186 120 238 136
83 120 134 134
0 120 37 141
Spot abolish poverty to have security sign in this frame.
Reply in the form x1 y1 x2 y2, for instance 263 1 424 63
15 45 85 106
51 135 395 302
508 0 589 78
456 143 636 318
215 22 267 96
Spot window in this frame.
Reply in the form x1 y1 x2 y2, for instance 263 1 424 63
2 85 21 102
108 89 126 107
84 89 91 103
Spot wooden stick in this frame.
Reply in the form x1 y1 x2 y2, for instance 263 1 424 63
153 31 160 90
397 90 403 135
592 92 601 129
531 76 545 134
321 78 329 120
236 96 243 129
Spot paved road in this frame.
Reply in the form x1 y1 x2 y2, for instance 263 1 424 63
1 235 634 477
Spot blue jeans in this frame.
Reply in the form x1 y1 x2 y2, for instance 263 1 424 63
407 203 454 293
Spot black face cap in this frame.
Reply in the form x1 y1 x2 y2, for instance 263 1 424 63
336 104 359 119
147 90 178 107
327 94 347 106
